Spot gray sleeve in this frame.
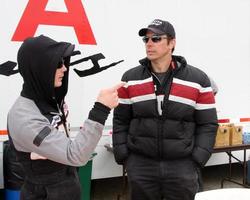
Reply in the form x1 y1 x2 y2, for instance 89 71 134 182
8 106 103 166
36 119 102 166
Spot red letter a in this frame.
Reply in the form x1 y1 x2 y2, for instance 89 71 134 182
12 0 96 45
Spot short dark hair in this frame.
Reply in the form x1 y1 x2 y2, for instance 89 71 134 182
166 36 175 53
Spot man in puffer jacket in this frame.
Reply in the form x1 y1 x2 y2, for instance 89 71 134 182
113 19 218 200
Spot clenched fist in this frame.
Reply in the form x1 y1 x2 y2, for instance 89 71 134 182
97 82 125 109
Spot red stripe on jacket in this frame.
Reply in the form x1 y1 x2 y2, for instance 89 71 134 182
118 81 154 98
170 83 198 101
197 91 215 104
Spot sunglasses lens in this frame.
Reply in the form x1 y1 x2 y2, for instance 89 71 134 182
57 58 65 68
151 36 162 42
142 37 149 43
142 36 164 43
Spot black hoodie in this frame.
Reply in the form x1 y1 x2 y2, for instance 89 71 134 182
17 35 75 116
7 35 111 180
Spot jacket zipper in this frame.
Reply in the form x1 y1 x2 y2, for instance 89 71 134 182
160 71 176 159
151 72 165 159
154 70 176 159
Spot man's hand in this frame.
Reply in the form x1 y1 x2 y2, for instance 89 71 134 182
97 82 125 109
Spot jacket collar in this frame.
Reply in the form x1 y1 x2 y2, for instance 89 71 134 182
139 55 187 72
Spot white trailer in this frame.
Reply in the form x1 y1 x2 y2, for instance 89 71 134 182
1 0 250 186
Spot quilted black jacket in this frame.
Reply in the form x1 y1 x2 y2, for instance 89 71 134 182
113 55 218 167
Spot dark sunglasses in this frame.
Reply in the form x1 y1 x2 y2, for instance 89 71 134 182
142 35 168 44
57 58 65 68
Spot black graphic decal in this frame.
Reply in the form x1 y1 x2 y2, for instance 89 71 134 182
0 61 18 76
70 53 124 77
0 54 124 78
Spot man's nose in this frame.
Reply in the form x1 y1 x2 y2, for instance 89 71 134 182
62 65 67 72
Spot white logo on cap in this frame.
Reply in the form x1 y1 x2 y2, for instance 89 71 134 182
150 19 162 26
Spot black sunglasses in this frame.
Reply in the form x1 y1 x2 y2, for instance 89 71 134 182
142 35 168 44
57 58 65 68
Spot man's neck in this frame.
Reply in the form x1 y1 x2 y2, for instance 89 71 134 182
151 55 172 73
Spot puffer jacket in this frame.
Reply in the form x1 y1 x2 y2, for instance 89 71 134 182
113 55 218 167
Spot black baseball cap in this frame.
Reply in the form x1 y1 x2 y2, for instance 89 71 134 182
138 19 176 38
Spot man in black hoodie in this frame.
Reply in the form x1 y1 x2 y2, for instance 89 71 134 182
7 35 124 200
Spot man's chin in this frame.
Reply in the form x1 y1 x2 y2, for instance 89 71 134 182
147 56 156 61
54 82 62 88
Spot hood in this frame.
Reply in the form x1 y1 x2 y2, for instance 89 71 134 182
18 35 75 114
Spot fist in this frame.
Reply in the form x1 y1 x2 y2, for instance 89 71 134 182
97 82 125 109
